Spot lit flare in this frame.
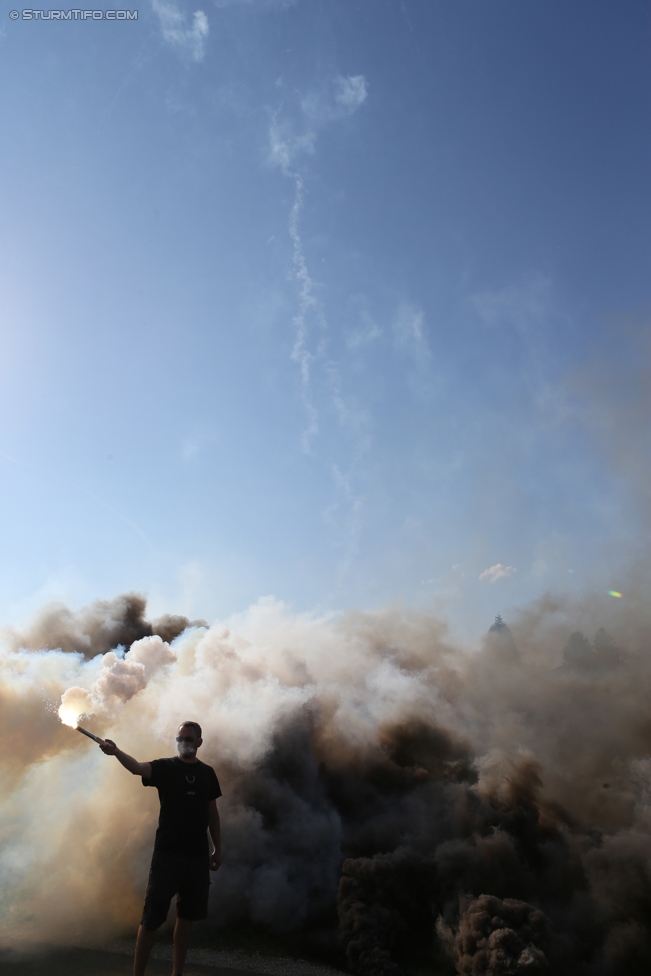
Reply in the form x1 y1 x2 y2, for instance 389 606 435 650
75 725 105 744
58 704 104 743
58 706 81 728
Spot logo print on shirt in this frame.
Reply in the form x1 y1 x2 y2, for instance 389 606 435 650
186 775 195 783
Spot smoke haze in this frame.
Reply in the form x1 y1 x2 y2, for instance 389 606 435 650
1 591 651 974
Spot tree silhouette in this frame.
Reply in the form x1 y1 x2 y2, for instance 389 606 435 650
560 628 620 673
486 614 519 662
592 628 619 668
562 631 594 671
489 614 506 632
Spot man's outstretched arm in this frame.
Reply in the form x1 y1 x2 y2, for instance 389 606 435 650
100 739 152 779
208 799 221 871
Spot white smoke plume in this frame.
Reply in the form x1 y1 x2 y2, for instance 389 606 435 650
59 635 177 727
1 591 651 974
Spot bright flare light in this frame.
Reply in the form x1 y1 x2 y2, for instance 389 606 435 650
58 706 81 728
608 590 623 598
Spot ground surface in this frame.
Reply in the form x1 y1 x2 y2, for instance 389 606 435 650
0 944 348 976
0 946 218 975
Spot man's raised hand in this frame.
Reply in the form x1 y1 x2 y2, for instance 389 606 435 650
100 738 118 755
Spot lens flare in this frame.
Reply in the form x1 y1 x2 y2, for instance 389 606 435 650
608 590 623 598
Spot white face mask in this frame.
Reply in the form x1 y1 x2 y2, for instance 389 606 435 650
177 739 197 758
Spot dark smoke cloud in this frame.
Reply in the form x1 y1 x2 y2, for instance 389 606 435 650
1 597 651 975
1 592 205 658
437 894 551 974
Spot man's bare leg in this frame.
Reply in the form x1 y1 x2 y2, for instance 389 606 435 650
133 924 157 976
172 917 193 975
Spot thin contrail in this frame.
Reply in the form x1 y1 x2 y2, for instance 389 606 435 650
0 450 152 548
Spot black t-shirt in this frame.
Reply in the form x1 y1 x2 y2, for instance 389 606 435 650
142 757 221 856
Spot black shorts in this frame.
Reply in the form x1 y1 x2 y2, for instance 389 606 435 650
141 851 210 930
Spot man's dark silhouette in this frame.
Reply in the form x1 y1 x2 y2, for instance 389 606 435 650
100 721 221 976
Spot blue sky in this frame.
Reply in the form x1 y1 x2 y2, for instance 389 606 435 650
0 0 649 637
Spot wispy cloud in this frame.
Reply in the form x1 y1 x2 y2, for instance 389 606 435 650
269 74 368 454
151 0 209 62
287 170 322 453
268 119 317 171
269 75 372 586
479 564 517 583
470 273 571 416
268 75 370 575
272 74 368 169
394 301 428 355
346 299 382 350
334 75 368 113
301 75 369 125
323 463 365 584
470 273 552 335
393 301 437 400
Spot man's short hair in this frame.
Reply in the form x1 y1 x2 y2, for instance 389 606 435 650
180 720 202 739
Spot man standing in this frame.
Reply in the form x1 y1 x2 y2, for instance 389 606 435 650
100 721 221 976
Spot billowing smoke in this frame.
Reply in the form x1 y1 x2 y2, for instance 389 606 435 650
436 895 551 974
1 592 651 974
1 592 203 659
59 634 177 726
